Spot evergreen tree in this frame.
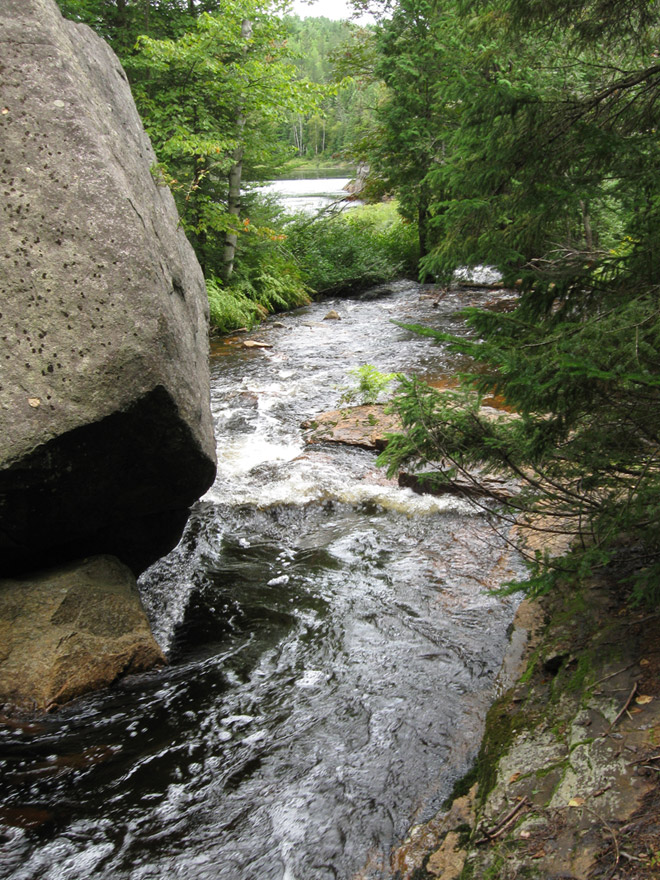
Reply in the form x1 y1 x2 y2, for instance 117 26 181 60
377 0 660 602
370 0 466 267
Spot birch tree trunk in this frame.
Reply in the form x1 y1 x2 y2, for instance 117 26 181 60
221 18 252 283
580 199 594 252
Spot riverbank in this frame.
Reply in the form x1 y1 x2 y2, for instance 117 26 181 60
207 195 418 334
390 570 660 879
297 330 660 879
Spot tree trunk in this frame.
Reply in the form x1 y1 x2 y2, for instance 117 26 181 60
221 150 244 282
221 18 252 284
580 199 594 252
417 185 431 282
115 0 128 29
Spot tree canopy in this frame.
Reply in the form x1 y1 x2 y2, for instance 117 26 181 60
55 0 331 305
130 3 323 276
369 0 660 602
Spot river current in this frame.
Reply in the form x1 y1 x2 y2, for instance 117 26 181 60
0 282 522 880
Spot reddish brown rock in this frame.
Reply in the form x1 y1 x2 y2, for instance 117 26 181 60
304 404 516 500
0 555 166 713
304 404 401 450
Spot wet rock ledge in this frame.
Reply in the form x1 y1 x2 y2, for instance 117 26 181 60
391 576 660 880
0 0 216 712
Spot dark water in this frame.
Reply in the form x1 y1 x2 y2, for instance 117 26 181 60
0 282 522 880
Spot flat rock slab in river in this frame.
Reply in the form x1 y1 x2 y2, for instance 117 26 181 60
303 404 400 450
304 404 516 500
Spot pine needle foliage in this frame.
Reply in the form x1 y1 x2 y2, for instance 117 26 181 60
376 0 660 603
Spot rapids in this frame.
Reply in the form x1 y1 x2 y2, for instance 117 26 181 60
0 281 523 880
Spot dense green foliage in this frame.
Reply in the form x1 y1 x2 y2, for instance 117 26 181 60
55 0 223 52
281 15 382 159
372 0 660 602
53 0 660 598
368 0 464 266
285 201 417 294
54 0 407 328
129 4 321 276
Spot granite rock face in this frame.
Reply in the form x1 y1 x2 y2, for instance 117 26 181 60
0 0 217 576
0 556 166 713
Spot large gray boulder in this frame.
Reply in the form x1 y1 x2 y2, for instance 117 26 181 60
0 0 217 575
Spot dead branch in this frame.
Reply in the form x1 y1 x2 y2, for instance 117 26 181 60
476 797 529 844
606 681 638 733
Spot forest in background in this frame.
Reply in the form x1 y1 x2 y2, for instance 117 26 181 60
54 0 408 331
53 0 660 603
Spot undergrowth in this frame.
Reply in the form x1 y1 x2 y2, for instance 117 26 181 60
205 200 418 334
286 201 418 294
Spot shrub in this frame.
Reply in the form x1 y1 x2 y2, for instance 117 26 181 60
286 202 418 294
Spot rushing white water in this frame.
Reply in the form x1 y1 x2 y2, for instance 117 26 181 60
0 281 523 880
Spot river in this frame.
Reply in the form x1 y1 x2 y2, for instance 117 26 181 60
0 280 522 880
258 171 360 215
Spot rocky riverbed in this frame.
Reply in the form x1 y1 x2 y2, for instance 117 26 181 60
389 573 660 880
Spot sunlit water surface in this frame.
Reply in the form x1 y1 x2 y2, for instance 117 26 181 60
257 176 360 215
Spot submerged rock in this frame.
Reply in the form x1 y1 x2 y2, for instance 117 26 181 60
0 556 166 714
0 0 216 576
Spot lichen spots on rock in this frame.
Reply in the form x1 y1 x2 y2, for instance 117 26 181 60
0 0 216 711
0 0 216 567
